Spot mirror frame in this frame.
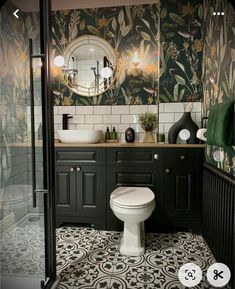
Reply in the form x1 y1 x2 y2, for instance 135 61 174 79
63 35 117 97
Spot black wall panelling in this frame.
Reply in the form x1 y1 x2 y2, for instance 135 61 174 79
202 164 234 288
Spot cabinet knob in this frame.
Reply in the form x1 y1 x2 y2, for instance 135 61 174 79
76 166 81 172
165 168 170 174
70 167 74 172
180 155 185 160
154 154 159 160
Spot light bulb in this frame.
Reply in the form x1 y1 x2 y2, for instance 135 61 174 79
100 67 113 78
133 51 139 67
54 55 65 67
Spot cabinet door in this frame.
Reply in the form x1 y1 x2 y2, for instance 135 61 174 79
55 165 77 215
76 165 106 218
163 166 202 231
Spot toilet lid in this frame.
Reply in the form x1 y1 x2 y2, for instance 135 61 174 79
110 187 155 208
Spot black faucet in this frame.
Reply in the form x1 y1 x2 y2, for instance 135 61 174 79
62 114 73 130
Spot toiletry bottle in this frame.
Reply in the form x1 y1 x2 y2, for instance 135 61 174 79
105 127 110 141
111 127 117 140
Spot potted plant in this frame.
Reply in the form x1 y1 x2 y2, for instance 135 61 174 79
138 112 157 143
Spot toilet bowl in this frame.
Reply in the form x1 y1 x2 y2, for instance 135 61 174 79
110 186 155 256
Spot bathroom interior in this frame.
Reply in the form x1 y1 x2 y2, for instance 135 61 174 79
0 0 234 288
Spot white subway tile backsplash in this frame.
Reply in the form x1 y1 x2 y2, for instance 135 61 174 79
58 106 76 114
94 106 111 115
164 103 185 112
70 115 85 124
159 113 174 123
159 103 164 113
174 113 183 122
94 124 108 131
53 106 58 114
147 105 158 113
164 123 173 132
53 103 202 142
76 124 94 130
85 115 102 123
130 105 148 114
192 102 202 112
112 106 129 114
75 106 93 115
103 114 120 124
120 114 133 124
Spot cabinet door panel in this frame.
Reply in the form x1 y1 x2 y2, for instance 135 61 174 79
77 166 106 217
55 166 77 215
164 168 201 217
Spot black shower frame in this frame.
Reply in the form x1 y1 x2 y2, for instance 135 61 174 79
39 0 57 287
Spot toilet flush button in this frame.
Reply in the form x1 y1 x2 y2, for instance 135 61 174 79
178 263 202 287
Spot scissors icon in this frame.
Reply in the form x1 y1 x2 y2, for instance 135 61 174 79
213 269 224 280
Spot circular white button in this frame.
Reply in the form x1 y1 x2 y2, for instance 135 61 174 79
207 263 231 287
178 263 202 287
179 129 190 140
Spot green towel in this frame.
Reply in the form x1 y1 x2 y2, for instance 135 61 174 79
207 99 234 147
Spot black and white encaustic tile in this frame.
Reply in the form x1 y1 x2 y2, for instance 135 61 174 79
56 227 231 289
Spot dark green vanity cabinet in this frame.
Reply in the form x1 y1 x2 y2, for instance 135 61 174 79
55 148 106 229
106 147 203 233
55 146 204 233
161 148 203 232
106 148 165 232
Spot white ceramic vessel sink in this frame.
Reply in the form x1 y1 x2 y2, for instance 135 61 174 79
58 129 103 144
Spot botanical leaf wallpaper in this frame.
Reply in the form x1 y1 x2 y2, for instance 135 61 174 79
203 0 235 176
159 0 203 102
52 4 160 106
0 2 39 188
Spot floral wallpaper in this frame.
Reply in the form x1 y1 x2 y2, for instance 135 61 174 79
0 2 39 189
52 4 160 106
202 0 235 176
159 0 203 102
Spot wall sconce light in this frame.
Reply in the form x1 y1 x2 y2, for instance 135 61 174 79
54 55 65 67
133 51 139 67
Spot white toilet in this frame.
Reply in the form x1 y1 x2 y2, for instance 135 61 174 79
110 186 155 256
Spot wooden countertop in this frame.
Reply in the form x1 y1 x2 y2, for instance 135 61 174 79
54 141 205 148
10 141 205 148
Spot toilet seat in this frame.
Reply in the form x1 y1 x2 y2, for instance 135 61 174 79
110 186 155 209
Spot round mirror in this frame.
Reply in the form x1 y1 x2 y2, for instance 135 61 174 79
63 35 116 97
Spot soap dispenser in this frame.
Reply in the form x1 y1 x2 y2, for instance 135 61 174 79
111 127 117 140
105 127 110 141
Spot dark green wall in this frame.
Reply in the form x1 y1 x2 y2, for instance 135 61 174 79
159 0 203 102
52 1 204 105
203 0 235 176
52 4 160 106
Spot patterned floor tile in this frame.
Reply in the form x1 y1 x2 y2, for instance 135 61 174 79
0 214 45 277
56 227 232 289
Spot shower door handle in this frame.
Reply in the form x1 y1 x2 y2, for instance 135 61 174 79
35 189 48 194
29 38 45 208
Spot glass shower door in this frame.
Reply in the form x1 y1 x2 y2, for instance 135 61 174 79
0 0 55 288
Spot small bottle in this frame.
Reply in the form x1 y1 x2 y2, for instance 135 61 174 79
111 127 117 140
105 127 110 141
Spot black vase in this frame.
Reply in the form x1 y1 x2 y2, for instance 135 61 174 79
125 127 135 143
168 112 199 144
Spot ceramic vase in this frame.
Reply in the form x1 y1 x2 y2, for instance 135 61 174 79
168 111 199 144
